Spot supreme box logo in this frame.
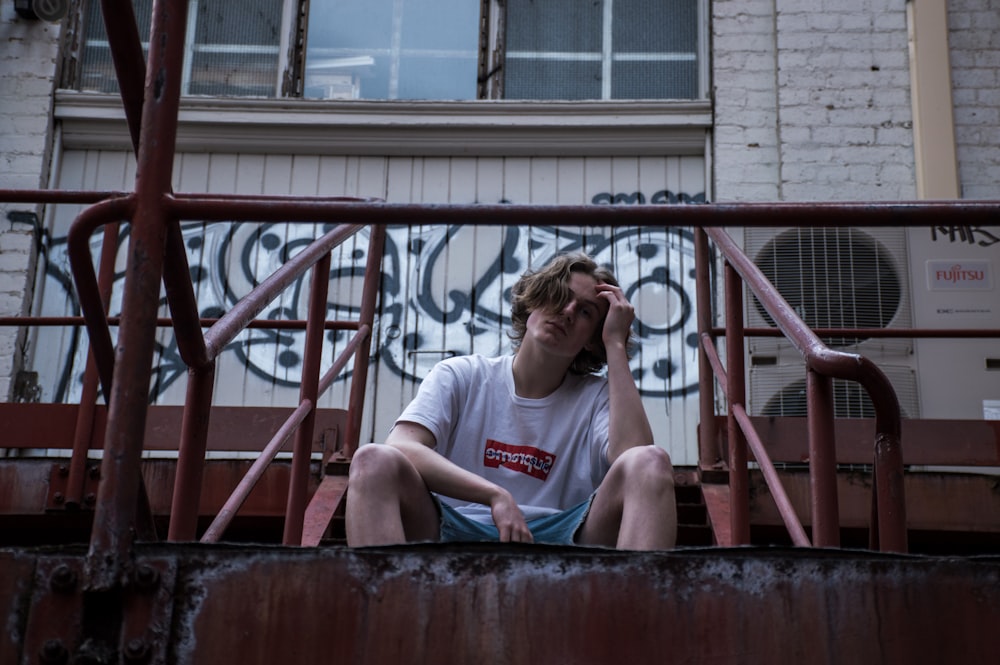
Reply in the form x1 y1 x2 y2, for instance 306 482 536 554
483 439 556 481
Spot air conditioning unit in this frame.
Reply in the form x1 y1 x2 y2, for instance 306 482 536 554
744 226 919 417
748 362 920 418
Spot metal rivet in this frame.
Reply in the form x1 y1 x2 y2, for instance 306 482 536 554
122 638 150 663
39 638 68 665
132 564 160 592
49 564 77 593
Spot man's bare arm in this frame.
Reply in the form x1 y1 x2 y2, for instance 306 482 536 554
596 283 655 463
386 422 533 542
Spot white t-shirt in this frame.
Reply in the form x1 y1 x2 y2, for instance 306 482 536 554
395 354 611 523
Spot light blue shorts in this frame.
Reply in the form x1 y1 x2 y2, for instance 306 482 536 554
435 493 595 545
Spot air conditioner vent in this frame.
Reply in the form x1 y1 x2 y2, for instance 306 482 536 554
750 363 920 419
745 227 913 356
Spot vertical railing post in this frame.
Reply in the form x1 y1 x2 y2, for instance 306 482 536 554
85 0 189 589
724 261 751 545
283 253 332 545
807 368 840 547
168 361 217 540
67 223 120 506
694 228 719 469
344 225 386 457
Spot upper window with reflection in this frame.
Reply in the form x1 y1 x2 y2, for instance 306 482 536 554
70 0 703 101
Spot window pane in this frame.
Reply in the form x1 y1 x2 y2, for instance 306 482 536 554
304 0 479 100
189 2 283 97
505 0 701 100
612 60 698 99
613 0 698 54
74 0 281 98
504 60 602 101
77 0 152 93
505 0 602 52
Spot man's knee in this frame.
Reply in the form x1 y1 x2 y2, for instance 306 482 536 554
613 446 675 492
349 443 407 486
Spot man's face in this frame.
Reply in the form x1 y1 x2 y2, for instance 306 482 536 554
523 272 609 360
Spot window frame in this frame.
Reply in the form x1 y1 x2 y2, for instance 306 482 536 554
57 0 710 157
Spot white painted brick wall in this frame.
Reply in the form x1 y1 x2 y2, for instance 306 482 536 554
0 5 60 400
712 0 781 202
713 0 917 202
948 0 1000 199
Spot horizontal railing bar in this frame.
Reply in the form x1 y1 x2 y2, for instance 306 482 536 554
166 196 1000 227
716 327 1000 339
0 316 362 330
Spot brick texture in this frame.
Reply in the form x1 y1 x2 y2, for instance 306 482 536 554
0 6 60 400
713 0 917 202
948 0 1000 199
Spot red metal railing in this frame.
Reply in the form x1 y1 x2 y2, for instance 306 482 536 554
2 0 1000 593
695 228 908 551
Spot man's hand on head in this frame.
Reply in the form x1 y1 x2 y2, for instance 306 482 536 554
596 282 634 349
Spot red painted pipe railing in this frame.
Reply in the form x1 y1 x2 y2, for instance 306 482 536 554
700 226 909 552
2 0 997 592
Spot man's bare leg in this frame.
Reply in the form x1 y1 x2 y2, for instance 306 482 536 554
576 445 677 550
345 444 440 546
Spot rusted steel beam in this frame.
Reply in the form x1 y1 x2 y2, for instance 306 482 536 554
5 544 988 665
85 0 190 591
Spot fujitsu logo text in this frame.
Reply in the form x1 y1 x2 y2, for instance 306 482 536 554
483 439 556 481
935 264 986 284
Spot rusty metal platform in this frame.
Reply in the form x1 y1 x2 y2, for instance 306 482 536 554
3 542 998 665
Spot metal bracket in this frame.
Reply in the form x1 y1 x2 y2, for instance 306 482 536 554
46 463 101 511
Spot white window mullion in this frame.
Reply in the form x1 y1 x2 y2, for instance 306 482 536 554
601 0 613 100
389 0 405 99
182 1 198 96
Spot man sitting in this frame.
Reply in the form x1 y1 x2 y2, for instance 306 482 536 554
346 252 676 550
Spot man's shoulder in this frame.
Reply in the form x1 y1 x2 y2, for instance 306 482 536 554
437 353 508 376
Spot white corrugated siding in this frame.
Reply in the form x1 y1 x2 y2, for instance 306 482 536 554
35 152 706 465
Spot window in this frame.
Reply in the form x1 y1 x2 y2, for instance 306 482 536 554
76 0 287 97
72 0 703 101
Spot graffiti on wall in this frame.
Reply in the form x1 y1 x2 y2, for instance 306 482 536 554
35 191 708 403
930 226 1000 247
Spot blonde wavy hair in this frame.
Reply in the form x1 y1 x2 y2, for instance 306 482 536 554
509 252 634 375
